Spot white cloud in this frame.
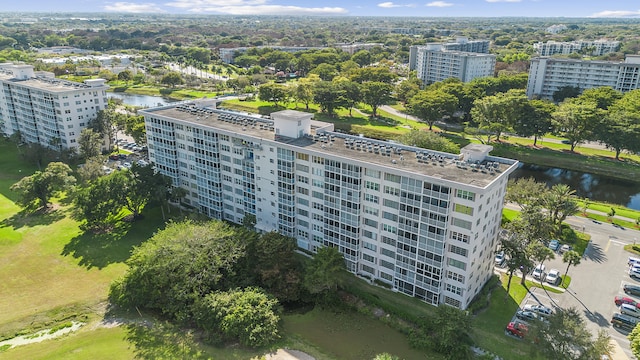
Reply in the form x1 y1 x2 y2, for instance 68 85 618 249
426 1 453 7
164 0 346 15
377 2 415 8
485 0 521 3
590 9 640 18
104 2 165 12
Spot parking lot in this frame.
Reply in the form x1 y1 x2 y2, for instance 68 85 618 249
502 215 640 358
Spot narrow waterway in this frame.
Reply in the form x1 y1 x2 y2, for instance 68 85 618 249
108 92 175 107
511 163 640 210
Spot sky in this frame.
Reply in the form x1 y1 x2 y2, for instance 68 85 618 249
4 0 640 18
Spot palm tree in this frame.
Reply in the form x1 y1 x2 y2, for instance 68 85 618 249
562 250 581 287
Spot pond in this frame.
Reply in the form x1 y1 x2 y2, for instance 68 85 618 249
511 163 640 210
108 92 174 107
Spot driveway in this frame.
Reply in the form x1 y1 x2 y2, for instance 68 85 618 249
521 214 640 358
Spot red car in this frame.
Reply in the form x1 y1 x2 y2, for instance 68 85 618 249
506 321 528 338
615 296 640 308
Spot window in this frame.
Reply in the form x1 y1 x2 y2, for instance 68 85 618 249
384 173 401 183
383 185 400 196
363 253 375 263
365 168 380 178
382 211 397 222
383 199 398 209
364 194 379 204
297 153 309 161
456 189 475 201
364 218 378 228
444 296 461 308
450 231 470 243
454 204 474 216
449 244 468 257
365 181 380 191
381 248 395 258
452 217 472 230
363 205 378 216
446 283 464 296
297 175 309 184
447 271 465 283
382 224 397 234
447 258 466 270
380 259 395 270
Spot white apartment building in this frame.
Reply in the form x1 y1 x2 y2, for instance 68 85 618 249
0 63 109 150
409 37 490 72
141 101 518 309
411 44 496 85
533 40 620 57
527 55 640 99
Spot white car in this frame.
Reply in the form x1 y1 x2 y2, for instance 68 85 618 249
495 251 505 265
523 304 553 316
630 267 640 280
546 269 560 285
532 264 546 280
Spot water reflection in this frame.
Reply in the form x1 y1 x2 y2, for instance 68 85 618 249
108 92 174 107
511 164 640 210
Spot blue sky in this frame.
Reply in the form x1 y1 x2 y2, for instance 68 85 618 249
4 0 640 18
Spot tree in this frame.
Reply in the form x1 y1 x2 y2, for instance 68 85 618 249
552 98 603 152
505 177 547 211
313 81 346 116
407 90 458 130
336 79 361 116
531 307 611 359
562 250 581 285
73 173 124 232
351 49 372 67
500 233 530 296
117 69 133 84
629 323 640 358
361 81 393 117
258 83 287 107
11 162 75 211
309 63 338 81
395 79 420 105
194 288 280 348
577 87 622 110
252 232 303 302
304 246 346 303
109 220 254 321
409 305 473 360
292 76 318 110
78 156 106 183
78 128 103 160
541 184 579 235
123 115 147 145
599 90 640 159
350 66 397 84
112 163 168 219
471 89 527 142
161 71 184 87
552 85 581 103
397 129 459 153
512 99 555 146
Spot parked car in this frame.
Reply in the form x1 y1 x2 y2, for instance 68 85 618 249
630 267 640 280
559 244 572 254
516 310 539 322
612 313 639 331
506 321 528 338
532 264 546 280
108 154 120 160
523 304 553 316
621 303 640 318
137 159 149 166
623 284 640 297
546 269 561 285
548 239 560 252
615 296 640 308
495 251 505 266
630 257 640 267
122 162 132 169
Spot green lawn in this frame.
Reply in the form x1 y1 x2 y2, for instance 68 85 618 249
283 307 438 360
473 274 543 360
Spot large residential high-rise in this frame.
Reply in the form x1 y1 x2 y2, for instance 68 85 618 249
526 55 640 99
409 38 494 85
533 40 620 57
0 63 109 150
141 101 518 309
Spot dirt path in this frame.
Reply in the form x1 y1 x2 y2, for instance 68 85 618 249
0 321 83 349
263 349 316 360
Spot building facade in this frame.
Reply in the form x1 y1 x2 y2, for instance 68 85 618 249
141 102 518 309
0 63 109 150
410 44 496 85
533 40 620 57
409 37 490 72
526 55 640 99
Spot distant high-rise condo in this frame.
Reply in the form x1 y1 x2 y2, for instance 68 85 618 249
0 63 109 150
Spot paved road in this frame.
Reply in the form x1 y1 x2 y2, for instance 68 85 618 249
520 214 640 359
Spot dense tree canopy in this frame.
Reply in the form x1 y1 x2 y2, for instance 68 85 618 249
11 162 75 211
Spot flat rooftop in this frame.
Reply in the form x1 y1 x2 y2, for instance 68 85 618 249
0 72 106 93
144 103 518 189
